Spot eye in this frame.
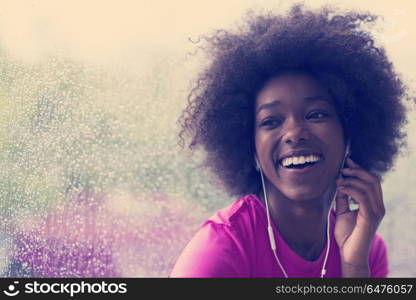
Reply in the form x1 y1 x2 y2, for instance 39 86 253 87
260 117 283 128
307 111 328 120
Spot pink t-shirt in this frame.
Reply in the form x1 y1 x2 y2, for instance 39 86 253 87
170 194 388 278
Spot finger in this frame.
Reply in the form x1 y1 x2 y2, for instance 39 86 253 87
337 177 379 214
340 167 378 186
338 186 384 234
346 157 382 183
337 185 372 219
340 166 384 211
345 157 360 169
335 189 351 215
338 183 384 220
338 176 378 198
343 157 382 195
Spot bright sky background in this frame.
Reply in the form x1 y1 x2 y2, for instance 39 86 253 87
0 0 415 73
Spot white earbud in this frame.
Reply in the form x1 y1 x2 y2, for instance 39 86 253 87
254 155 261 171
340 139 359 212
343 139 351 166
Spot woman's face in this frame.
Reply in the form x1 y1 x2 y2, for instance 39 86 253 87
254 73 346 203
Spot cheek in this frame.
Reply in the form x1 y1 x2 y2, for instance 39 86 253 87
312 121 344 143
309 122 345 165
254 133 278 175
320 123 345 167
329 124 345 149
254 128 265 150
254 130 276 157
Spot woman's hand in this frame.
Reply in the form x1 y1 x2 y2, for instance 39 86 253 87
334 157 385 277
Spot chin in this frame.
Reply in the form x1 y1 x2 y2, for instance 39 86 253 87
282 186 328 203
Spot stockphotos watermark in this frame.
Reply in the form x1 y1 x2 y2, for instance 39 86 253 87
3 280 127 297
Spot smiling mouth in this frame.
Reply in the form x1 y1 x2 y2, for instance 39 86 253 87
277 154 323 170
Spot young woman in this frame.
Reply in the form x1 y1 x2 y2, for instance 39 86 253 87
170 5 408 277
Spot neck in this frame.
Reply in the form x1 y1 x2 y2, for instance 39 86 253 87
259 181 335 261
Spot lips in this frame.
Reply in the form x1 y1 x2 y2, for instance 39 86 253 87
276 150 323 167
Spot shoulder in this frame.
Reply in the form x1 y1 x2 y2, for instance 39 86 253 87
371 233 387 250
369 233 388 259
369 232 389 277
206 194 264 229
169 194 263 277
200 193 265 254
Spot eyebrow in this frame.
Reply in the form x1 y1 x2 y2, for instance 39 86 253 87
255 96 331 116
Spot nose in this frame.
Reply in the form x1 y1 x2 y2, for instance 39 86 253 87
282 117 310 145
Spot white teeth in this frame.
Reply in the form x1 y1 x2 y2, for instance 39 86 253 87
281 155 320 167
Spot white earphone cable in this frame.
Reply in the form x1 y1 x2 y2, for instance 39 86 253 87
259 167 289 278
258 162 333 278
257 141 351 278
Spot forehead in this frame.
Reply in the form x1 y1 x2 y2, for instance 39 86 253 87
256 73 334 108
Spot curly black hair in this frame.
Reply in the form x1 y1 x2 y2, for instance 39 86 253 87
178 4 409 198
